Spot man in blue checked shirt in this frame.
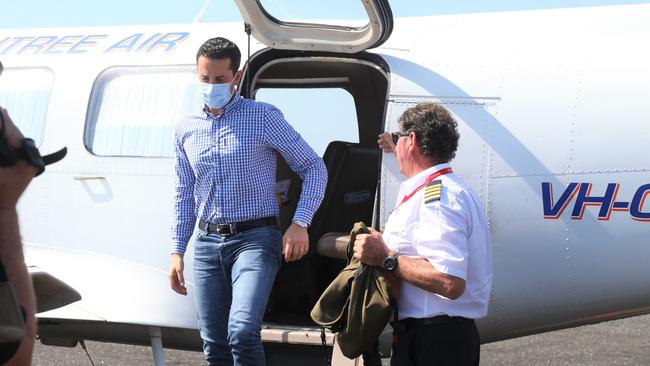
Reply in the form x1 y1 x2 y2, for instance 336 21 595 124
167 37 327 366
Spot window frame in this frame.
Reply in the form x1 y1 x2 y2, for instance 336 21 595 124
84 64 198 158
0 66 55 147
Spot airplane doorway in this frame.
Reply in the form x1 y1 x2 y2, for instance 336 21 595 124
255 87 359 156
245 51 389 325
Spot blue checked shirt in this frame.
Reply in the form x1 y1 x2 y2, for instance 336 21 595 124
172 95 327 254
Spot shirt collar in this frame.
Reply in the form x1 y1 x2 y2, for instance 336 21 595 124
202 93 242 118
400 163 452 193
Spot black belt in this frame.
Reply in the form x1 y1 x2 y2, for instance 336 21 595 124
198 216 277 236
393 315 474 332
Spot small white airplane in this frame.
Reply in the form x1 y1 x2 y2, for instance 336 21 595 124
1 1 649 364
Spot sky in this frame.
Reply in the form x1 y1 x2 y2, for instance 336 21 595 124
2 0 650 155
1 0 650 29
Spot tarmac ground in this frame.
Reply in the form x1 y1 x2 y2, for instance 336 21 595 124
31 314 650 365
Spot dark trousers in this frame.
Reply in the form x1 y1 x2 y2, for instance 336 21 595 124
391 316 480 366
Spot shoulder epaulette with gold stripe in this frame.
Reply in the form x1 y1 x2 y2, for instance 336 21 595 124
424 179 442 204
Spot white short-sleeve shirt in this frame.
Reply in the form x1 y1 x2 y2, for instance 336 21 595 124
383 163 493 320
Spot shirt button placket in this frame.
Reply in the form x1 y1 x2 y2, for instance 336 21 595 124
211 115 220 222
214 114 225 219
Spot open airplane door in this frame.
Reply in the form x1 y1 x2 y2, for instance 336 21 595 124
233 0 393 53
224 2 395 362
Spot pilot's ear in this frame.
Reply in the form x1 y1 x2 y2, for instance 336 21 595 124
407 132 417 152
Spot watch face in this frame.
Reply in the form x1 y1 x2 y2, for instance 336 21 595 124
383 257 396 271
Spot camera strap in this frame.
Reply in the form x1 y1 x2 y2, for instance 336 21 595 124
0 109 67 176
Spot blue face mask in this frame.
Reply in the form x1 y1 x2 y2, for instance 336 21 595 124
198 81 233 109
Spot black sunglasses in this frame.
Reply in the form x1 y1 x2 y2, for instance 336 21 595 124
391 131 410 145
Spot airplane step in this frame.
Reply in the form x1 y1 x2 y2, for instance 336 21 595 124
261 322 334 346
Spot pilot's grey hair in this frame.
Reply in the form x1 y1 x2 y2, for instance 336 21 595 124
399 102 460 163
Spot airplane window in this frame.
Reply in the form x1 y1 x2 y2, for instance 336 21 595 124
85 66 200 157
257 0 369 28
0 67 53 146
255 87 358 156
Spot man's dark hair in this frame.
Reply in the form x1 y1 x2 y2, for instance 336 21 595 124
195 37 241 74
400 102 459 163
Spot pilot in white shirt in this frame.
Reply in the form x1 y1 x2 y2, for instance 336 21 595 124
383 162 492 320
354 102 492 366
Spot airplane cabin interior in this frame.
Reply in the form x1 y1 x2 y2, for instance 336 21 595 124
242 49 390 324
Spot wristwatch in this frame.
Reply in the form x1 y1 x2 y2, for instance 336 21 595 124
292 219 309 228
383 252 402 271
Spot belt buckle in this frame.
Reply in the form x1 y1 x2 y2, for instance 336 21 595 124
216 223 234 235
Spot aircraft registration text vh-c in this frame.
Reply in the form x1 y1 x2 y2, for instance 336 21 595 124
542 182 650 221
1 0 650 365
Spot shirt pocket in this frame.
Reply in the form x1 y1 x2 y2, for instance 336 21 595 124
383 206 417 254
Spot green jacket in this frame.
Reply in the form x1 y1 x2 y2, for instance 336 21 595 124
310 222 394 359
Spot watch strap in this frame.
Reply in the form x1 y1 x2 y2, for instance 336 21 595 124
292 219 309 228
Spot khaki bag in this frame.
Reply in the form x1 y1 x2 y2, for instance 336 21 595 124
310 222 393 359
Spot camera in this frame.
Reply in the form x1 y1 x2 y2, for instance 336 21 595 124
0 109 67 176
0 61 67 176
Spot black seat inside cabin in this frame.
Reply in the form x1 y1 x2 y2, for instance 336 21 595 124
266 140 380 324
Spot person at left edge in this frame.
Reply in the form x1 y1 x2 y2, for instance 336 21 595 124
167 37 327 366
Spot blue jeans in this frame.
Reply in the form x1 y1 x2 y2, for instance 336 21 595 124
193 225 282 366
